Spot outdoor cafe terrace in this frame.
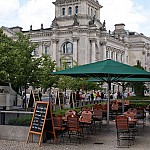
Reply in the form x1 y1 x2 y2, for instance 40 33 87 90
0 101 150 150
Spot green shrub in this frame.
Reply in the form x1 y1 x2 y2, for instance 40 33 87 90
8 115 32 126
126 96 150 100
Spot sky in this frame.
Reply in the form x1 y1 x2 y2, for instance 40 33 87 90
0 0 150 36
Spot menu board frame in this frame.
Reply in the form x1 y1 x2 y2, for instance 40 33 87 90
26 101 50 146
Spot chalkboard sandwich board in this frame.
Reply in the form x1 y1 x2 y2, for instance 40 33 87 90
26 101 49 146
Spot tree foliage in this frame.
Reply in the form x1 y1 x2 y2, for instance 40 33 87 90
131 60 145 97
37 54 58 91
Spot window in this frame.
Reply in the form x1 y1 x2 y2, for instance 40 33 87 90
91 9 93 16
75 6 78 14
62 42 73 54
61 59 73 69
68 7 72 15
88 7 90 15
111 51 114 59
62 8 65 15
116 53 118 61
121 54 123 62
33 47 39 56
106 51 109 58
45 46 49 55
95 10 97 17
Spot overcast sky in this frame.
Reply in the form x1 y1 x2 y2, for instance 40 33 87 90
0 0 150 36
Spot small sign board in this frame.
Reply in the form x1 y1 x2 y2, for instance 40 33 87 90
26 101 56 146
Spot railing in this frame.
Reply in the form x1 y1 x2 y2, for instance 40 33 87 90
0 110 33 125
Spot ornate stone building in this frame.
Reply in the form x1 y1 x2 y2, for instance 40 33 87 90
2 0 150 92
2 0 150 70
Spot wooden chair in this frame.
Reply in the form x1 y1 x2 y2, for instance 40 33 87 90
116 115 135 147
128 108 137 114
124 111 138 135
67 114 83 143
65 110 76 117
80 110 93 135
92 108 103 131
135 108 146 129
53 115 66 142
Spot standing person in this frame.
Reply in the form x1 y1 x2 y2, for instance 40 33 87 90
76 91 80 107
101 92 104 102
93 92 97 104
90 91 94 104
96 91 101 103
113 92 117 100
82 92 85 106
22 92 26 109
39 91 42 101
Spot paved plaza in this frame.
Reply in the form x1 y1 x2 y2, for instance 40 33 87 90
0 114 150 150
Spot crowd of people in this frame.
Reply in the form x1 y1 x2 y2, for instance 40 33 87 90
74 90 134 107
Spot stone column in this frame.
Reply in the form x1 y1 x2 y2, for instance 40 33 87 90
124 43 129 64
90 38 97 63
100 41 107 60
114 51 117 61
72 37 79 63
38 42 43 57
51 38 58 62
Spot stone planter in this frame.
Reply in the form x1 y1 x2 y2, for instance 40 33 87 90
0 125 29 142
0 125 45 143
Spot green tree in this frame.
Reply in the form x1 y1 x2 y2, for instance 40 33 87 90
0 29 14 83
131 60 145 97
9 33 39 93
38 54 58 93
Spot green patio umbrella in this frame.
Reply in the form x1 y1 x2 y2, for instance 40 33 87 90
52 59 150 129
87 77 150 82
87 77 150 112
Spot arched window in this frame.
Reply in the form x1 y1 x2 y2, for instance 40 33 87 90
75 6 78 14
62 8 65 15
62 42 73 54
68 7 72 15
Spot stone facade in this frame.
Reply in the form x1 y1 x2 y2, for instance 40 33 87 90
1 0 150 91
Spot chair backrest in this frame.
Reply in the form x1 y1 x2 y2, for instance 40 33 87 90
81 110 92 122
93 108 103 119
111 102 118 110
67 114 79 129
53 115 63 127
65 110 76 118
128 108 137 114
125 111 135 119
136 108 145 118
116 115 129 130
124 100 129 105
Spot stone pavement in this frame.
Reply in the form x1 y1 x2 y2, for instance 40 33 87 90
0 114 150 150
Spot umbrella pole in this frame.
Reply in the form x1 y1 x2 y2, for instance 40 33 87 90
122 83 125 113
107 82 111 131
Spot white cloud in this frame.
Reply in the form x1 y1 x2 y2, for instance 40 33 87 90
0 0 150 36
100 0 148 35
0 0 20 25
18 0 55 30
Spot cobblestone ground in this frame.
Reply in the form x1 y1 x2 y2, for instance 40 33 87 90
0 114 150 150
